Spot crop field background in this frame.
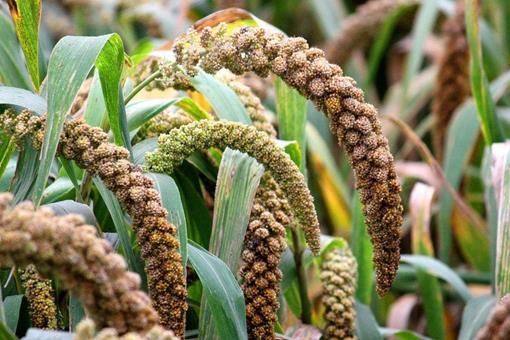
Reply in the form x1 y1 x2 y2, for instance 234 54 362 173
0 0 509 339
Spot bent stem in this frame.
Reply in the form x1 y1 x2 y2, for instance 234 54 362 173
291 224 311 324
124 69 162 104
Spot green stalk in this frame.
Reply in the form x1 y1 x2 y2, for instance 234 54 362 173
291 226 311 324
124 69 161 104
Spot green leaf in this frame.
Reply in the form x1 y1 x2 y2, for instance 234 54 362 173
94 34 128 148
0 86 47 114
175 97 211 121
147 173 188 269
355 302 382 340
127 98 180 136
458 294 496 340
416 271 445 339
275 77 307 173
490 143 510 297
10 140 38 203
366 5 413 88
482 147 498 288
438 71 510 263
465 0 503 144
68 295 85 331
0 12 31 89
351 192 373 305
401 0 439 105
41 178 74 204
275 139 302 170
188 241 248 340
0 137 15 182
83 71 106 127
191 68 251 124
400 255 472 302
200 148 264 339
174 168 212 247
309 0 346 39
7 0 41 90
132 138 158 165
379 328 431 340
3 295 22 333
93 178 146 285
44 200 97 226
0 322 17 340
32 34 126 206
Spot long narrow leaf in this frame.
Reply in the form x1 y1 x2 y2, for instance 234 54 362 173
491 143 510 298
465 0 503 144
200 148 263 339
7 0 41 90
191 68 251 124
409 183 446 339
32 34 126 206
93 178 146 285
275 78 307 173
0 12 32 89
438 71 510 263
188 241 248 340
351 192 373 305
0 86 47 114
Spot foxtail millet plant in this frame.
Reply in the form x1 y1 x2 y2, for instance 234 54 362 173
476 296 510 340
0 109 187 336
20 265 59 330
136 70 287 338
167 23 403 295
320 247 357 340
431 3 470 162
240 174 292 339
74 318 178 340
325 0 419 66
0 193 159 334
145 119 322 254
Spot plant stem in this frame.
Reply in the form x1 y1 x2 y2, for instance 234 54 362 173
124 69 162 104
291 225 311 324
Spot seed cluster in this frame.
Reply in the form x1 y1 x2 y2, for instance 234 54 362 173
320 248 357 340
75 318 178 340
135 110 193 142
0 193 158 334
477 296 510 340
240 175 291 339
170 24 403 294
0 109 187 336
432 3 470 162
20 265 58 330
325 0 419 65
146 119 321 255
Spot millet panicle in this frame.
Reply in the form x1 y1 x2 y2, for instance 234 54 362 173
0 109 187 336
320 247 357 340
0 193 159 334
168 24 403 294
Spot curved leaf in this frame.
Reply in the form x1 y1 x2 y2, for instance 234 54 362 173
191 68 251 124
32 34 125 206
188 241 248 340
400 255 472 302
0 86 46 114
